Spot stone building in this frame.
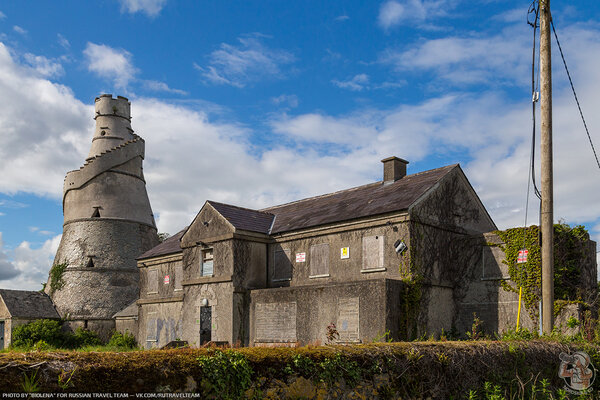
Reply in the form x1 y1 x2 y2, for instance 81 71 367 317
46 95 159 339
130 158 503 348
128 154 598 348
0 289 59 349
2 95 593 348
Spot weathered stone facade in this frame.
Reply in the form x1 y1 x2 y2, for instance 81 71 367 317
47 95 159 339
130 154 597 348
133 159 495 348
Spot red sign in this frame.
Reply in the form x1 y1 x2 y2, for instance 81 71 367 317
164 275 170 284
296 252 306 263
517 250 528 264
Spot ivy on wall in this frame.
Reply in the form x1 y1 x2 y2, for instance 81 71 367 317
496 223 591 320
48 262 68 295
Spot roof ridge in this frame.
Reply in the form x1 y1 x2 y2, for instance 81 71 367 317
208 200 274 216
261 164 458 212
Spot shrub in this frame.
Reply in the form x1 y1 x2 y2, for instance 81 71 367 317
11 319 66 349
107 331 137 349
12 320 102 350
68 328 102 348
197 350 252 399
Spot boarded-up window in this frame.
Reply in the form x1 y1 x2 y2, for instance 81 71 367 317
201 248 213 276
147 269 158 293
174 263 183 290
255 302 297 342
362 236 385 270
482 245 509 279
273 249 292 281
310 244 329 276
338 297 360 342
146 313 157 342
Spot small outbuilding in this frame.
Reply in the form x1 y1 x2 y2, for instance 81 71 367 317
113 301 139 339
0 289 60 349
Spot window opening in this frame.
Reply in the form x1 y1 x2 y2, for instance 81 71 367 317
201 248 213 276
273 248 292 281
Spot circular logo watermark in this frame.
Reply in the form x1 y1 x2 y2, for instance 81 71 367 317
558 351 595 394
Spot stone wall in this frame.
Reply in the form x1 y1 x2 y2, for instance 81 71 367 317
49 219 157 340
267 217 411 288
249 279 405 345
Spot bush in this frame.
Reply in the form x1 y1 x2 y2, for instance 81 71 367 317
11 319 66 349
107 331 137 349
68 328 102 348
12 320 102 350
198 350 252 399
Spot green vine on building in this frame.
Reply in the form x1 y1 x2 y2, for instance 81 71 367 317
48 262 68 295
496 223 591 320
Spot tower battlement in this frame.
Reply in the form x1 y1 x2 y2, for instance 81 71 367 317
94 94 131 121
88 95 135 160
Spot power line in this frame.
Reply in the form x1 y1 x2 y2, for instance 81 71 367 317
551 19 600 170
528 1 542 200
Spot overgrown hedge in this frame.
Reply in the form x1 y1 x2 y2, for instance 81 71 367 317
1 341 599 397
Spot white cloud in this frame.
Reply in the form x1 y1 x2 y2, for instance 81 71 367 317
13 25 26 35
335 15 350 22
57 34 70 49
380 22 531 87
23 53 64 78
272 94 299 108
0 42 91 197
6 235 61 290
0 11 6 19
332 74 370 91
378 1 406 29
83 42 137 89
0 233 20 281
0 230 60 291
196 34 295 88
378 0 453 30
119 0 167 17
143 80 187 95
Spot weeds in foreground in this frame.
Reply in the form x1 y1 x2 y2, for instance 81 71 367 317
21 369 40 393
57 367 77 390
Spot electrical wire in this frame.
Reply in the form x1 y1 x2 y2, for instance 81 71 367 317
551 19 600 170
519 1 542 275
528 1 542 200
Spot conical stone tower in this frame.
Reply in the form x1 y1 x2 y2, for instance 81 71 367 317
47 94 159 338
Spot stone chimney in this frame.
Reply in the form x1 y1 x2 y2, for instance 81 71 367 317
381 156 409 183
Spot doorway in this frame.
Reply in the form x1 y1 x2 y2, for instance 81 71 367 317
0 321 5 350
200 306 212 345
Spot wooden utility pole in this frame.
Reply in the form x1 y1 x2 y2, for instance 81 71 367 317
540 0 554 334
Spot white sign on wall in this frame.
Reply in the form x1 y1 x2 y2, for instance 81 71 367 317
340 247 350 259
296 252 306 262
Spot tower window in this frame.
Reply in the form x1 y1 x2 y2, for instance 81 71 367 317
91 207 101 218
86 256 94 268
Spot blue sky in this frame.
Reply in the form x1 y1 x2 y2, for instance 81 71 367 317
0 0 599 290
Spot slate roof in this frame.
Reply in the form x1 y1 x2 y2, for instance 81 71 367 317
208 201 274 234
263 164 457 234
0 289 60 319
138 228 186 259
113 301 139 318
138 164 457 259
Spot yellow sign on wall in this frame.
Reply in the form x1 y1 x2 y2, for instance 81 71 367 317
340 247 349 259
